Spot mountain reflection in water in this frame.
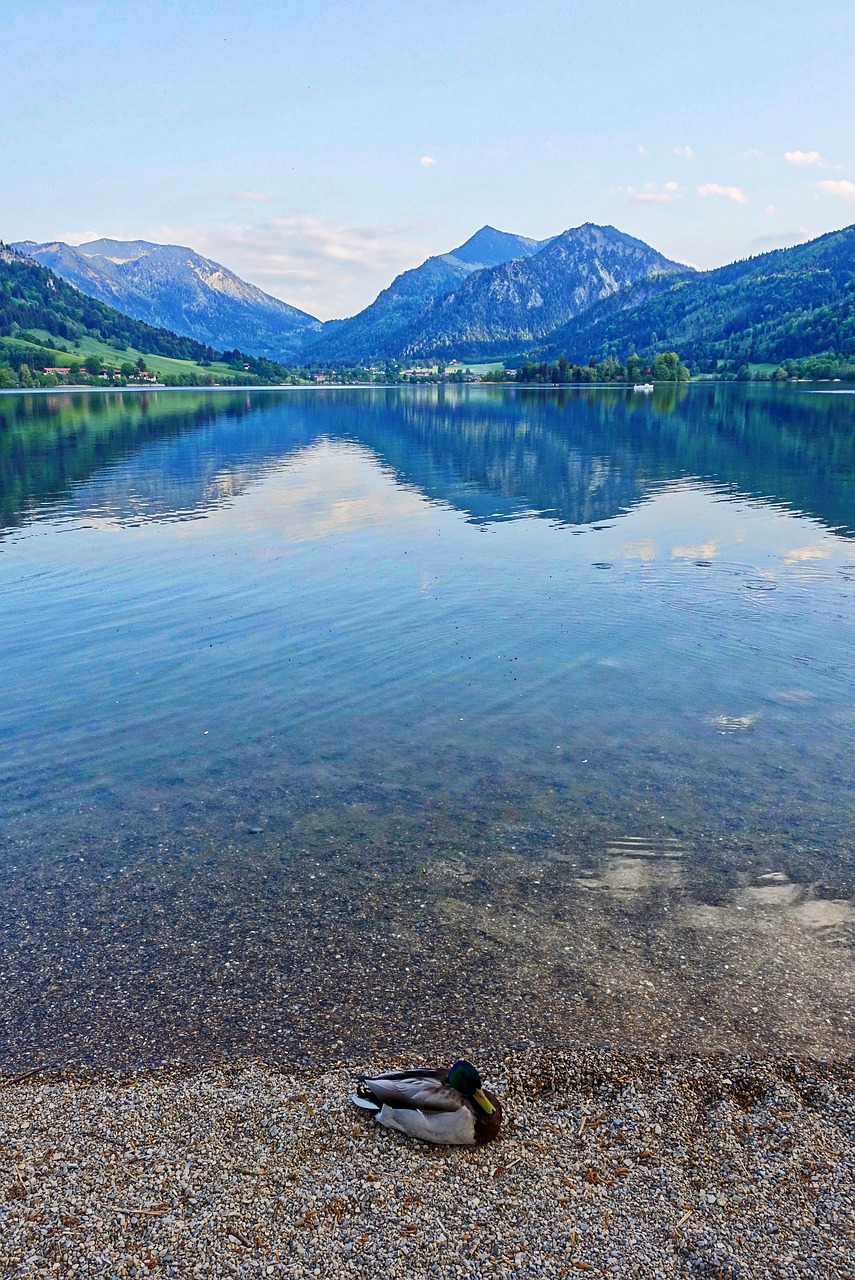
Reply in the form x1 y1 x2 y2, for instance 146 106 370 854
0 384 853 1070
3 382 855 535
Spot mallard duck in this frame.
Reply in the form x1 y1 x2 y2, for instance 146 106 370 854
350 1059 502 1146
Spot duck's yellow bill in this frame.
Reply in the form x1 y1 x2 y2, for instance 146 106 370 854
472 1087 495 1115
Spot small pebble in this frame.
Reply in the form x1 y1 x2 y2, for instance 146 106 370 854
0 1050 851 1279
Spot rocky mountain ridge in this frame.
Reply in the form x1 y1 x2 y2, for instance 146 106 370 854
307 225 548 362
15 220 854 371
393 223 689 360
536 221 855 368
13 238 322 362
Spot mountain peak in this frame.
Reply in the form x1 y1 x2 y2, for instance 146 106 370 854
394 224 690 360
450 225 545 267
304 224 548 361
304 221 686 362
13 237 321 359
78 238 163 263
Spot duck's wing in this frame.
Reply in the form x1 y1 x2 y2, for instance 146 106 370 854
377 1103 477 1145
356 1068 460 1112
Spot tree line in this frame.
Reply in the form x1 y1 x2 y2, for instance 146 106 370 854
726 354 855 382
508 351 690 384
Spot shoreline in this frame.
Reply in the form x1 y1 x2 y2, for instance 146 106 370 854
1 1047 851 1278
2 379 849 399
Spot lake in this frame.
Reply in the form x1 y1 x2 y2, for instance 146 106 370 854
1 383 853 1069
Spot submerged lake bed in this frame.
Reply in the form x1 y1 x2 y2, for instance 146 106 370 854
1 383 853 1069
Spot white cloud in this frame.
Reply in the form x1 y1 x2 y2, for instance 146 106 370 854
749 227 812 251
619 181 682 204
234 191 271 204
818 179 855 203
785 150 827 167
744 149 764 160
56 229 103 245
672 145 695 161
148 215 436 319
419 155 437 166
698 183 749 204
764 204 776 214
637 145 647 155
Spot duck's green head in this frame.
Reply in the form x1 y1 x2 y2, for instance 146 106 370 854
448 1060 496 1115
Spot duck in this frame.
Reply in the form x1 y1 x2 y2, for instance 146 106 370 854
350 1059 502 1146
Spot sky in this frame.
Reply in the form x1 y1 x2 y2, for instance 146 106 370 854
3 0 854 320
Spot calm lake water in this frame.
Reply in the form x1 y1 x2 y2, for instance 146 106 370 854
1 383 853 1069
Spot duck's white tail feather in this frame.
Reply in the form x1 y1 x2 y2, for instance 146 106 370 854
350 1093 381 1113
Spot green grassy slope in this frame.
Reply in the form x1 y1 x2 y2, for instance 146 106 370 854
0 331 240 382
0 246 218 361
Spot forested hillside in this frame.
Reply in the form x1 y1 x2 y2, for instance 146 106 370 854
539 224 855 368
307 225 546 362
0 244 217 362
397 224 688 360
16 238 322 361
311 224 687 363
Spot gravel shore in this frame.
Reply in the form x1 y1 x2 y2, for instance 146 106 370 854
1 1049 852 1279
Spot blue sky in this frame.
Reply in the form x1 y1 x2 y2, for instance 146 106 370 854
3 0 854 318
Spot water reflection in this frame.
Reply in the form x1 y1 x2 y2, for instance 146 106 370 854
3 383 855 535
0 385 853 1069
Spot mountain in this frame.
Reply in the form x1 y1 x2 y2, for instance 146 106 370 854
13 238 322 361
0 242 226 363
305 225 547 362
538 223 855 368
449 225 546 266
395 224 690 361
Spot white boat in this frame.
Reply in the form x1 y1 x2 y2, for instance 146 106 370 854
633 382 655 392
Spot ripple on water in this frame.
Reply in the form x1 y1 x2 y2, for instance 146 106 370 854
710 713 759 734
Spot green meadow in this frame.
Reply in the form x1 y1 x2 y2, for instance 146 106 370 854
1 330 237 381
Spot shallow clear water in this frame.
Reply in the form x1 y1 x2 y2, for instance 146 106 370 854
1 383 853 1067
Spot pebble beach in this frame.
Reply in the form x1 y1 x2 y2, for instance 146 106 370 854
1 1049 852 1279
